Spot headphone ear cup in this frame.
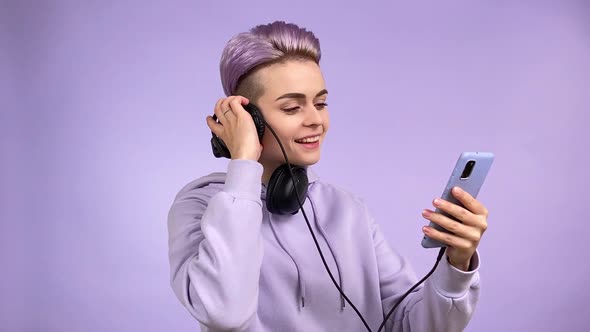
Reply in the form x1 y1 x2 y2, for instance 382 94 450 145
210 114 231 158
211 133 230 158
266 164 308 215
243 103 266 141
209 104 265 159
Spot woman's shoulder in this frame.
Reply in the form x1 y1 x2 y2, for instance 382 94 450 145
172 172 227 204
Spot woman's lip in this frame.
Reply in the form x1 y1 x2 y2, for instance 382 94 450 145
296 140 320 149
295 134 322 140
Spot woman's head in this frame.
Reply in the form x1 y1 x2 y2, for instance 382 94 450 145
219 21 329 179
220 21 321 100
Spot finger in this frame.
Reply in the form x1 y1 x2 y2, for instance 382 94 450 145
220 95 244 108
206 116 223 136
218 96 242 121
423 225 473 249
452 187 489 217
228 96 250 117
238 95 250 105
422 209 481 242
222 109 235 118
433 197 477 226
214 98 229 122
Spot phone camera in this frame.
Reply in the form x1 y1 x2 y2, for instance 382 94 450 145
460 160 476 180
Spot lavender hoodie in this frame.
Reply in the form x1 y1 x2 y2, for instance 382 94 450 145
167 160 480 331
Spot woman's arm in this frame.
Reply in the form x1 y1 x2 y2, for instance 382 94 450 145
167 160 264 331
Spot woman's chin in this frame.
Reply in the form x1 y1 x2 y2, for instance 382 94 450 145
291 154 321 167
262 150 321 167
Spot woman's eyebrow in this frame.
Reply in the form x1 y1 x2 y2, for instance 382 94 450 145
275 89 328 101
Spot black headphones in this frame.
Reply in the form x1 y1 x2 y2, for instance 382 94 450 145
210 103 309 215
209 101 444 332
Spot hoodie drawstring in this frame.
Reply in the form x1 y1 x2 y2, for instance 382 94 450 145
264 184 344 311
267 212 306 309
309 196 346 311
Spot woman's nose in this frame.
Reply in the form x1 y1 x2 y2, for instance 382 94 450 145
302 105 323 126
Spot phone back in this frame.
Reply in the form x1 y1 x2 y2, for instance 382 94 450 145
421 152 495 248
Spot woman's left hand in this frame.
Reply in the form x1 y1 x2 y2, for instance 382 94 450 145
421 186 489 271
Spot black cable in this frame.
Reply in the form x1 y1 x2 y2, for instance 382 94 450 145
376 247 446 332
263 120 373 331
263 119 447 332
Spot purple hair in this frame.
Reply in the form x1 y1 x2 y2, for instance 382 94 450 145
220 21 322 97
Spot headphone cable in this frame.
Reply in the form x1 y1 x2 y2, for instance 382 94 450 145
376 247 446 332
264 121 373 331
263 120 447 332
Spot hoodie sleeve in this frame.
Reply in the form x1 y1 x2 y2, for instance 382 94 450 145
370 214 481 332
167 160 264 331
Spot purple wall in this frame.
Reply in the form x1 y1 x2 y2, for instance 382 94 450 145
3 1 589 331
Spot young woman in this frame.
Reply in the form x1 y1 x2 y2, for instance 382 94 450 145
167 21 488 332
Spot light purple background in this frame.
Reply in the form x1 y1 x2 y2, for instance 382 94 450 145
2 1 589 331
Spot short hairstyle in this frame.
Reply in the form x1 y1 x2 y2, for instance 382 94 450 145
219 21 321 102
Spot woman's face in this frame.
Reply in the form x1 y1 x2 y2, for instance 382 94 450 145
254 60 330 173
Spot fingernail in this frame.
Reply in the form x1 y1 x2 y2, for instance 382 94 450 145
422 209 431 218
434 198 441 206
453 187 462 194
422 226 429 233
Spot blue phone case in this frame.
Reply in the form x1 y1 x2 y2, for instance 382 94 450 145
421 152 495 248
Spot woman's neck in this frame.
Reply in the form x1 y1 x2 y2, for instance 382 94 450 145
261 162 281 186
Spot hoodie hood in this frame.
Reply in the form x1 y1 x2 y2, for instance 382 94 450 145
175 165 320 202
174 164 342 310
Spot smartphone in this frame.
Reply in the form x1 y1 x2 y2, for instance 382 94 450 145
421 152 495 248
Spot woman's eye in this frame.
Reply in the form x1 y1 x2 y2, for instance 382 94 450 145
282 107 300 114
315 103 328 110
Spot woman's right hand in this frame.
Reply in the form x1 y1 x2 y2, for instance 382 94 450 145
206 96 263 161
